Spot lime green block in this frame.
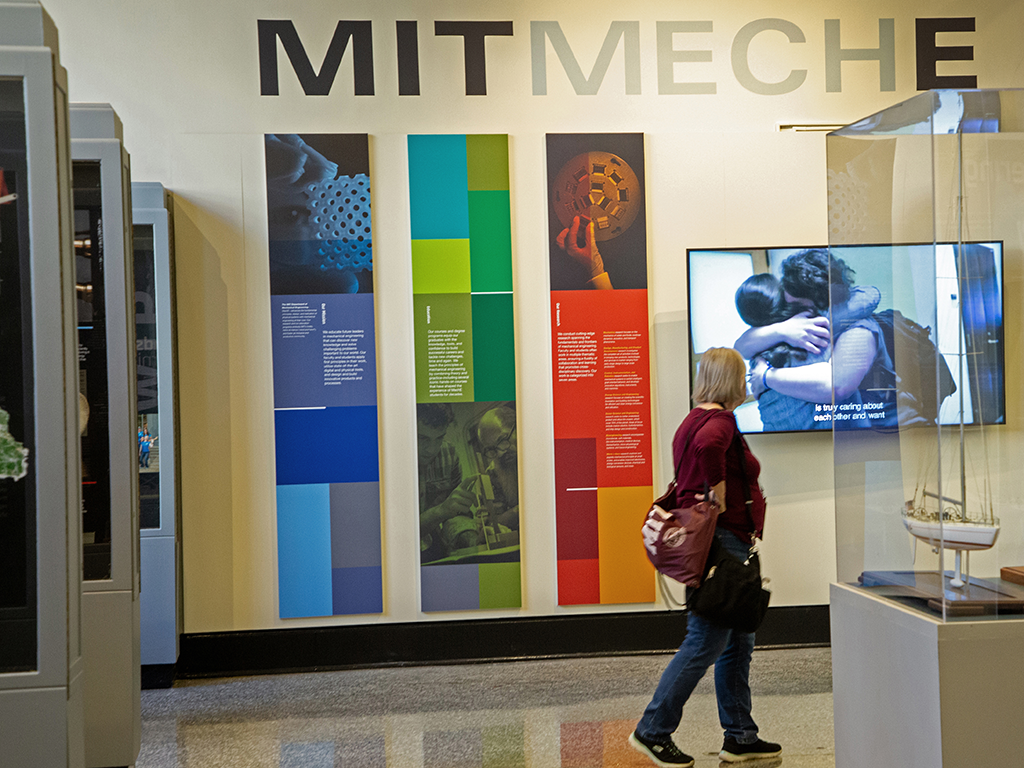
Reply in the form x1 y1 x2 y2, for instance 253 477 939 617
483 724 525 768
467 134 509 191
471 293 515 402
412 239 471 294
478 561 521 609
469 191 513 293
413 293 474 403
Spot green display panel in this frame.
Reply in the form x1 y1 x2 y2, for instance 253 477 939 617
409 134 521 612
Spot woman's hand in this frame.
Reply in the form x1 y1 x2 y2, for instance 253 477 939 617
695 482 726 513
747 326 878 404
734 311 828 358
749 359 770 398
776 311 829 353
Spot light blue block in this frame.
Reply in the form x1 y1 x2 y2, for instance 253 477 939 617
277 484 333 618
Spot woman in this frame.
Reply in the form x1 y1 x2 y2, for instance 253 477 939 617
629 347 780 766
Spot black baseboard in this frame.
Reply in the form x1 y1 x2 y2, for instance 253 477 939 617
141 663 177 689
177 605 829 679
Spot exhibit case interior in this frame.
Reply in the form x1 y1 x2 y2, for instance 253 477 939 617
827 88 1024 620
828 89 1024 768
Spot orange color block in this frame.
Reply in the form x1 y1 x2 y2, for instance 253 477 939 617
597 486 655 604
603 720 640 766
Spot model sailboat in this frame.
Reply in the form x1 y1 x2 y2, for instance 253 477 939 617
900 239 1001 589
902 490 999 588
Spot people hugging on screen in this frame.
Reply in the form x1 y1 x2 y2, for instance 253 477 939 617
733 249 885 430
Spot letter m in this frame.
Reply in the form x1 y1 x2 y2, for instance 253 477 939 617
531 21 640 95
258 20 374 96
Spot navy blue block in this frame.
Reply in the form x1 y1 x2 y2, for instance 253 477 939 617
275 406 379 485
332 566 384 615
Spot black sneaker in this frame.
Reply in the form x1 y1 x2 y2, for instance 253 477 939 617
719 737 782 762
628 730 695 767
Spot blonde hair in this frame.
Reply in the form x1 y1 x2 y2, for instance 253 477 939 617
693 347 747 406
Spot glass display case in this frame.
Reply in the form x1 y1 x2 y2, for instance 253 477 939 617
0 4 84 765
0 76 35 674
70 103 142 768
827 89 1023 621
133 181 182 681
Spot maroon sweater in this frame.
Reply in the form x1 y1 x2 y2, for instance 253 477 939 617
672 407 766 543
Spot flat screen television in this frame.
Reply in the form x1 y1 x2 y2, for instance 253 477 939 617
686 243 1006 434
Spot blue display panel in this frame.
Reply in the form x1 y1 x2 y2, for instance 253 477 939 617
265 134 382 618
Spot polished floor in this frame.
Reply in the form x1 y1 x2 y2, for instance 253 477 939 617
138 647 834 767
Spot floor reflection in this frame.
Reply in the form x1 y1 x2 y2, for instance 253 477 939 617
138 650 834 767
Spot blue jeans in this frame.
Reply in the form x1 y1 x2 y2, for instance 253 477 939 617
636 528 758 744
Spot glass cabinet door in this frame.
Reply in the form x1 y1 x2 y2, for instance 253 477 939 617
74 159 113 581
0 76 36 673
133 223 161 531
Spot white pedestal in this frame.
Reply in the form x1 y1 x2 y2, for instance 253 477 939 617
831 582 1024 768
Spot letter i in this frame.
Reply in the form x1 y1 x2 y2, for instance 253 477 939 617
397 21 420 95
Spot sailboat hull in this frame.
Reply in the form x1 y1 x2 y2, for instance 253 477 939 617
903 517 1000 551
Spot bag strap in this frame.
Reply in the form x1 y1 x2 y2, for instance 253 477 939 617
673 408 721 490
657 571 687 611
677 409 751 504
671 421 697 480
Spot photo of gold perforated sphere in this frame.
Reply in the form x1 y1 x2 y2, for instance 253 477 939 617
551 151 641 242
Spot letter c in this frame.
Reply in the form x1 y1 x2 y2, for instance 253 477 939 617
731 19 807 95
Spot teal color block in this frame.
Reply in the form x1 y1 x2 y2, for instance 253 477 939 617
408 134 469 240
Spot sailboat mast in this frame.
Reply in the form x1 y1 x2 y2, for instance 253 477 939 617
957 128 967 523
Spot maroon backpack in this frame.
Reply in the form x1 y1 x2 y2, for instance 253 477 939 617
641 483 720 588
640 415 726 587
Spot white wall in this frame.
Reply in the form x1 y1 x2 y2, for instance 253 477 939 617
41 0 1024 632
